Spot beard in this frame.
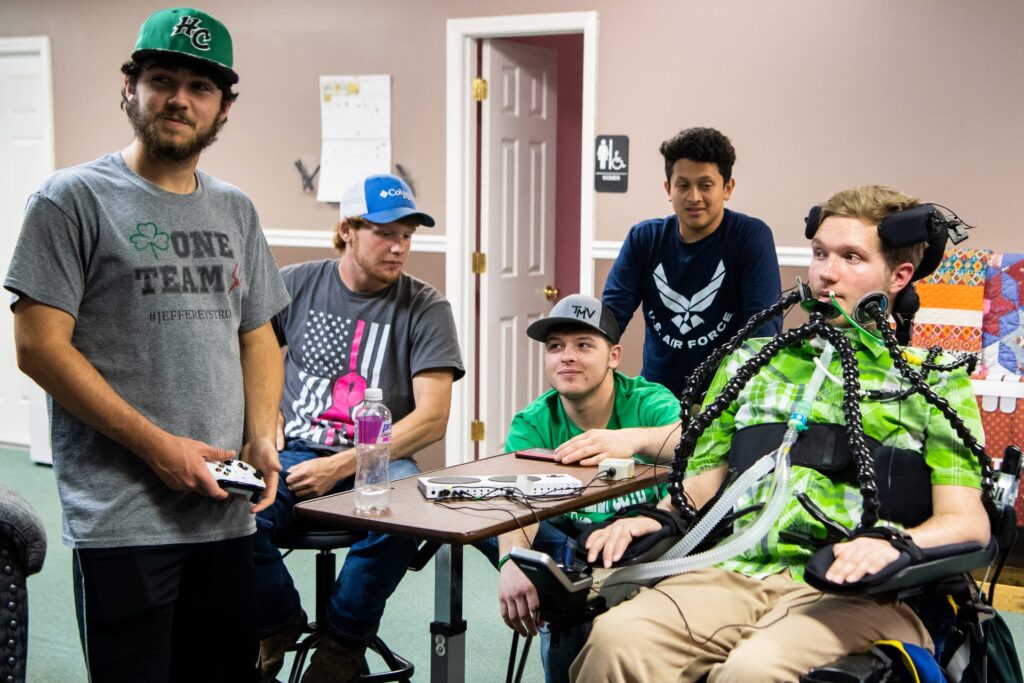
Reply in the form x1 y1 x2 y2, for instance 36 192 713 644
349 235 403 287
125 98 224 163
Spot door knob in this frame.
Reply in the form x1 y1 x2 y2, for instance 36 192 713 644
544 285 560 302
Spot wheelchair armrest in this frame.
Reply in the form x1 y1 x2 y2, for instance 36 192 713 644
865 541 996 597
805 538 996 597
509 547 603 628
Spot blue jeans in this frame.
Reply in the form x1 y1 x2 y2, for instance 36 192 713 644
477 519 591 683
253 442 422 645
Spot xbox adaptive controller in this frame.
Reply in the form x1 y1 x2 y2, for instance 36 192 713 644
206 459 266 503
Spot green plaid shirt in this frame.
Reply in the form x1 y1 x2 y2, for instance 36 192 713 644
687 327 984 582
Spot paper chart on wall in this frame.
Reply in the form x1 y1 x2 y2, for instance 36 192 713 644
317 75 392 202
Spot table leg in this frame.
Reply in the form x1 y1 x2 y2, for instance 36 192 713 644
430 543 467 682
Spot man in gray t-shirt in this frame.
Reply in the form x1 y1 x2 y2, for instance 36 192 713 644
255 173 464 681
4 8 289 682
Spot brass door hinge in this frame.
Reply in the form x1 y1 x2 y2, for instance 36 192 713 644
472 252 487 274
470 420 485 442
472 77 488 101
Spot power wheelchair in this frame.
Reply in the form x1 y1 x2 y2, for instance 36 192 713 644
510 204 1023 683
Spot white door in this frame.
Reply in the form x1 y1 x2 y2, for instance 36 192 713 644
0 38 54 454
479 39 558 456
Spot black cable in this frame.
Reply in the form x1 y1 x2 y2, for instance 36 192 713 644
816 320 880 528
514 632 532 683
677 289 804 421
870 307 997 518
669 319 824 516
505 632 519 683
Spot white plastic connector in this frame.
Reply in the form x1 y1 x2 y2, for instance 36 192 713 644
599 458 635 480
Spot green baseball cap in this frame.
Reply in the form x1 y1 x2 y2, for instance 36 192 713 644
132 7 238 85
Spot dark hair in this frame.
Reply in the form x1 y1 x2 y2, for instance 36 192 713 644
659 127 736 183
120 56 239 110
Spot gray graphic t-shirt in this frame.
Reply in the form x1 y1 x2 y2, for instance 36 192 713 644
274 260 464 452
4 153 290 549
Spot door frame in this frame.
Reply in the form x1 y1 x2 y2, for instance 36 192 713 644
0 36 54 459
445 12 598 464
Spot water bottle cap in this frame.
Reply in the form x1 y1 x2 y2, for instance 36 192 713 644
364 387 383 401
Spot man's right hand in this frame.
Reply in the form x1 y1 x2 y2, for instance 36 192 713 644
141 434 234 501
584 516 661 568
499 560 541 636
285 451 354 499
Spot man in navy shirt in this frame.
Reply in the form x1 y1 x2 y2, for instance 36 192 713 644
602 127 782 397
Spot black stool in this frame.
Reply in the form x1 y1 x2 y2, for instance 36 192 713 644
271 527 415 683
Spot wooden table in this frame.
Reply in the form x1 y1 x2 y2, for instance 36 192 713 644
295 452 667 683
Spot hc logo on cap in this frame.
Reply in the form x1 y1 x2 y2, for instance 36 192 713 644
171 16 212 51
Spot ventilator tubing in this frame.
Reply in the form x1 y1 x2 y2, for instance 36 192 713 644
603 344 834 589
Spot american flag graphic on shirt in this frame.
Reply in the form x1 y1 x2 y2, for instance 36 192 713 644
283 308 391 446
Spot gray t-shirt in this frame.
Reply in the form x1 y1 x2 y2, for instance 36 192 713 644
3 153 290 549
274 260 464 452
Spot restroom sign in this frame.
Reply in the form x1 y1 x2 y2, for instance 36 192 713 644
595 135 629 193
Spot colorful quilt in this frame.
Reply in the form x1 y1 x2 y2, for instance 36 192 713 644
911 248 990 353
981 252 1024 377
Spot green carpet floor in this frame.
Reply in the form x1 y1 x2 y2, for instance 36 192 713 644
4 447 1022 681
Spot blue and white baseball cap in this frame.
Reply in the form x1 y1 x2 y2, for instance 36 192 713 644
339 174 436 227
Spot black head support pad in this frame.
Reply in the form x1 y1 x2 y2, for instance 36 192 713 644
804 203 955 282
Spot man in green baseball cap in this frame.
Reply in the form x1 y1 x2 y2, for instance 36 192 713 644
5 6 289 682
119 7 240 166
132 6 238 85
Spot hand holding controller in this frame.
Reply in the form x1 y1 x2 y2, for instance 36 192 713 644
206 459 266 503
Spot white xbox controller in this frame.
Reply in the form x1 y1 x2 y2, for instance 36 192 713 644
206 459 266 503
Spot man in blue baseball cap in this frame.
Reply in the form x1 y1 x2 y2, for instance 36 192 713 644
253 174 464 682
5 7 289 682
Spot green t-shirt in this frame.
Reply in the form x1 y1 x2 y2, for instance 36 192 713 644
504 371 680 524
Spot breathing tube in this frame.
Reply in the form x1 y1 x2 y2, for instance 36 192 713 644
600 344 835 597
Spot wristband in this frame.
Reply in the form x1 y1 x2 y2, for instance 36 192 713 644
497 553 512 569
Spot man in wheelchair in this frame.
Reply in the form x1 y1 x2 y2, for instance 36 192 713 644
516 185 1019 682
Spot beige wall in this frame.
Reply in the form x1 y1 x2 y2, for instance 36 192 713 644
3 0 1021 464
2 0 1021 252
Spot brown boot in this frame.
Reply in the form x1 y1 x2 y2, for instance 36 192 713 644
259 610 308 683
300 632 367 683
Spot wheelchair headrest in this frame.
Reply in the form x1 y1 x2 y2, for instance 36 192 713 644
804 203 965 283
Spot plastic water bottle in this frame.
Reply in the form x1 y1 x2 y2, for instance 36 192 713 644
353 388 392 511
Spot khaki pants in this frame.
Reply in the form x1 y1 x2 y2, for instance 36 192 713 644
570 566 931 683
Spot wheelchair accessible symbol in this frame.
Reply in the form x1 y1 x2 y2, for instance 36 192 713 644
595 135 629 193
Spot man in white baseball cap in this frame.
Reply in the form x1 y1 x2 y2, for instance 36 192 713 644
253 174 464 682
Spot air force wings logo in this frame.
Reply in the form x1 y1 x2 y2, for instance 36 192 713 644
653 260 725 335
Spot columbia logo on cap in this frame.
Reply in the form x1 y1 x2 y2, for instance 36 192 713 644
379 188 413 201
